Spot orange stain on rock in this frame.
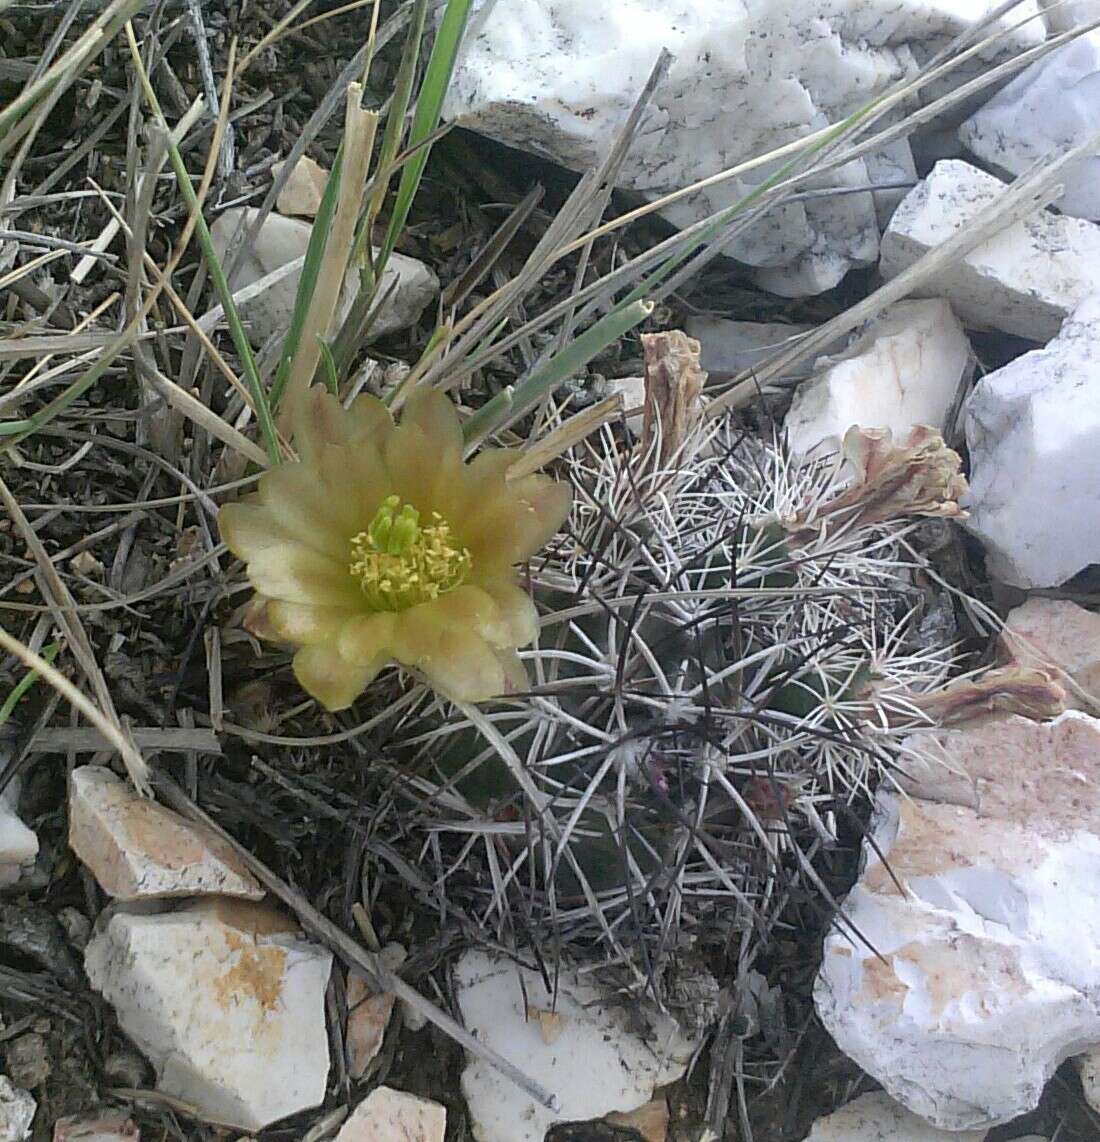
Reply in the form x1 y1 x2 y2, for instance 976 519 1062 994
213 930 288 1015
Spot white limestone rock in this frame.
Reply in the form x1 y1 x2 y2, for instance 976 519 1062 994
683 317 820 381
0 1078 34 1142
1077 1046 1100 1112
84 900 332 1131
445 1 1044 297
69 766 263 901
866 137 920 230
209 208 438 348
455 949 697 1142
881 161 1100 341
0 779 37 890
1040 0 1100 32
1001 597 1100 711
962 294 1100 588
959 34 1100 221
816 711 1100 1131
335 1087 446 1142
804 1091 987 1141
784 299 970 459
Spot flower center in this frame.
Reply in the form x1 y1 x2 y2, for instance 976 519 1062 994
350 495 472 612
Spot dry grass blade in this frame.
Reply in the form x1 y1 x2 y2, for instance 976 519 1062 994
279 86 378 428
441 183 545 311
507 394 625 481
123 24 281 463
1 44 233 447
0 628 148 789
420 49 674 404
0 0 146 159
13 726 222 755
0 473 150 791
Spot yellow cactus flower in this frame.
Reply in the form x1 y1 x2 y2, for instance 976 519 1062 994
219 386 571 711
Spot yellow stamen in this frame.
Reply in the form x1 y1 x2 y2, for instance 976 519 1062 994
350 499 471 611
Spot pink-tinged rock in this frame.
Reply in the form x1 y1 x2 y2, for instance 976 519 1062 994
784 299 971 461
346 974 395 1079
606 1098 670 1142
335 1087 445 1142
53 1113 139 1141
816 712 1100 1131
272 155 329 219
804 1091 987 1141
84 900 331 1132
345 943 404 1079
1001 598 1100 712
69 766 263 901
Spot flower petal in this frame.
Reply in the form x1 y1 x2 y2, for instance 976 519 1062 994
395 612 507 698
263 600 360 646
474 577 539 647
314 442 392 525
344 392 394 447
293 644 384 711
247 545 361 607
240 595 280 641
425 627 507 700
423 584 499 632
458 449 523 509
258 461 364 546
382 425 464 518
393 583 533 650
399 387 464 458
292 387 394 456
294 387 353 464
462 473 572 568
336 611 396 664
467 447 523 483
220 502 296 561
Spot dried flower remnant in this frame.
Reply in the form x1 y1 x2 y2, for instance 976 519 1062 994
640 329 706 468
219 386 571 710
785 425 969 540
898 665 1067 726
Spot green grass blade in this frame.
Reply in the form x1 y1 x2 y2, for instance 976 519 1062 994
268 147 346 408
459 386 513 446
377 0 471 269
464 300 653 445
317 336 340 396
358 0 429 269
0 643 59 727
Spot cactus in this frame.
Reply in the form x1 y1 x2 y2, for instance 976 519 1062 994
366 412 964 995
